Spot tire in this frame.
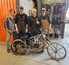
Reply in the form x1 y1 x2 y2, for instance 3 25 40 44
11 39 27 55
47 43 67 61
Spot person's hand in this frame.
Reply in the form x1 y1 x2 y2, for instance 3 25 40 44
49 27 51 30
6 29 12 33
16 28 19 34
36 21 40 24
49 24 51 30
8 30 12 33
26 29 28 33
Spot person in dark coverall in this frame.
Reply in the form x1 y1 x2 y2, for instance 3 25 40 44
28 8 41 37
28 8 44 52
13 6 28 39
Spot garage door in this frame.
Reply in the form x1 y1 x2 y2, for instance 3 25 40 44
0 0 17 42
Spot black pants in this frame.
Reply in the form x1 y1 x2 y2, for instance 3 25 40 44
13 30 26 40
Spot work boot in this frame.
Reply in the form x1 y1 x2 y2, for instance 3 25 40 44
7 49 10 53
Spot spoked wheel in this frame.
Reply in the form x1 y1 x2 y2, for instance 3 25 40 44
47 43 67 61
11 39 27 55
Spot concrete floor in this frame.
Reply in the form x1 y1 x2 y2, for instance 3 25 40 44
0 23 69 65
0 37 69 65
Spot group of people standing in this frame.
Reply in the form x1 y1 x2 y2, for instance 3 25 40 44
4 6 51 53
